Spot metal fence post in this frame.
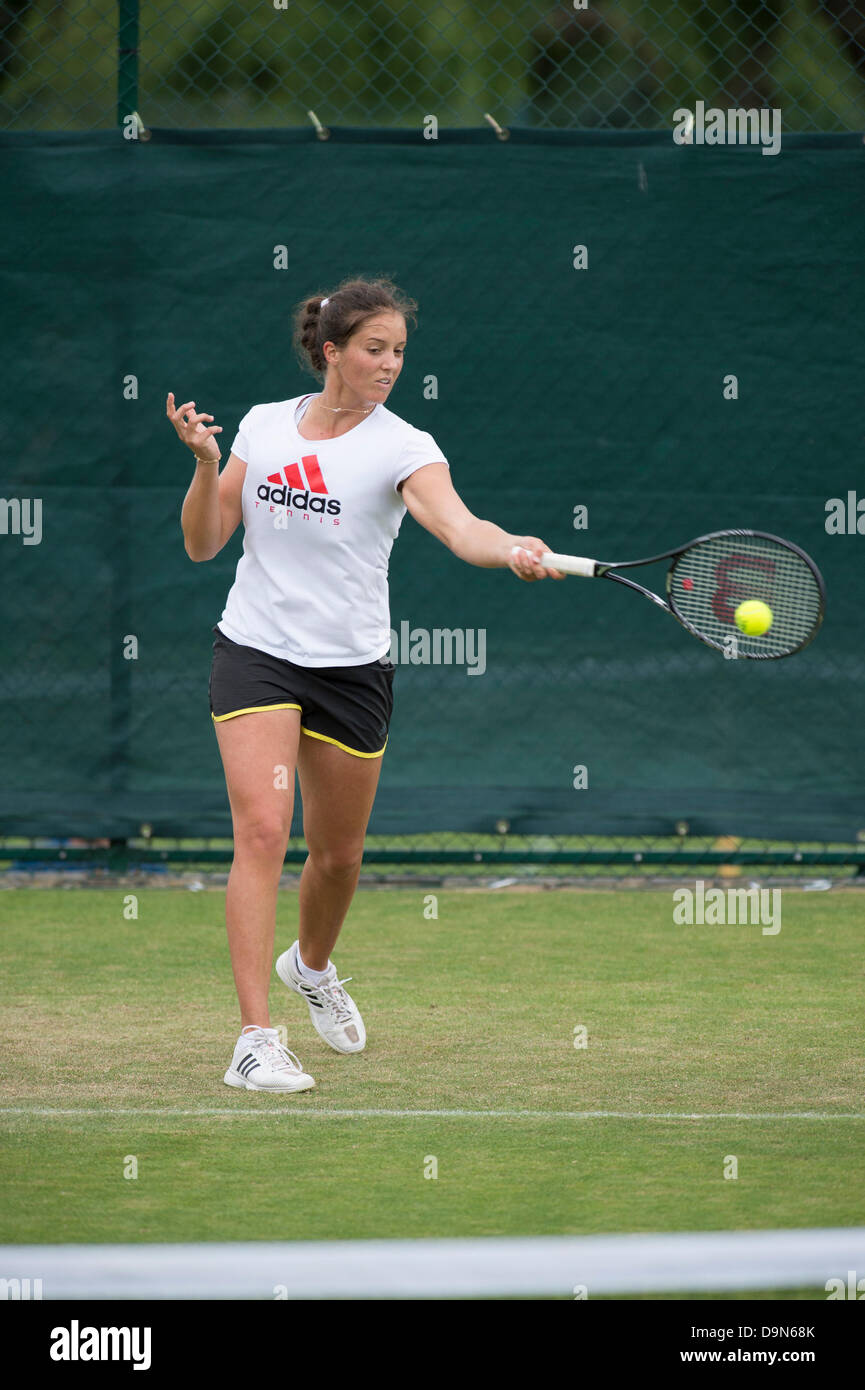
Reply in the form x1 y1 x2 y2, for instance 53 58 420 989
117 0 139 128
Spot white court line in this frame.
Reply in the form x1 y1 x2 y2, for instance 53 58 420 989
1 1107 864 1120
3 1228 864 1298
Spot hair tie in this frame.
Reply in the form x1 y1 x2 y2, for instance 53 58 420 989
320 297 330 308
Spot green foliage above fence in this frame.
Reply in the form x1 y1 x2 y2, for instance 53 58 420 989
2 1 864 133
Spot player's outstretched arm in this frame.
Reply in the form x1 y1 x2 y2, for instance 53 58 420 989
400 462 564 581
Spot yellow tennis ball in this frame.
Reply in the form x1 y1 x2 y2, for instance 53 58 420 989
735 599 773 636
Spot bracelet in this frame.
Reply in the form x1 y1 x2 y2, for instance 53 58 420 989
194 453 221 464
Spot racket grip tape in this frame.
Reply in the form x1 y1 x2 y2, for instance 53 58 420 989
540 551 597 578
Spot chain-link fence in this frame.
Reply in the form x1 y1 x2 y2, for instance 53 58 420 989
2 1 864 133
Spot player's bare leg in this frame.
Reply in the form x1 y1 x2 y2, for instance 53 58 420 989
294 734 383 968
273 735 382 1054
215 708 301 1029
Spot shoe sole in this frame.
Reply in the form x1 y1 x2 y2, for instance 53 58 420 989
275 950 366 1055
224 1068 315 1093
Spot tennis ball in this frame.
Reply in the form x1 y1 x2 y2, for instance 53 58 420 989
735 599 773 636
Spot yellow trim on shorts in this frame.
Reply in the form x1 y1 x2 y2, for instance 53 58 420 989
212 702 302 723
300 726 387 759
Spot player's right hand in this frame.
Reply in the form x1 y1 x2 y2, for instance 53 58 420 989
166 392 223 461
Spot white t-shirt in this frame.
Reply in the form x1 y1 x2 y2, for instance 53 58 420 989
217 394 448 665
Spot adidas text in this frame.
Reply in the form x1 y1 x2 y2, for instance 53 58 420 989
256 485 341 514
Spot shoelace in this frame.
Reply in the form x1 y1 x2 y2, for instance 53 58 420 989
310 976 355 1024
250 1031 303 1074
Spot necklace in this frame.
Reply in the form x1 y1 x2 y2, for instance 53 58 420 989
315 402 375 414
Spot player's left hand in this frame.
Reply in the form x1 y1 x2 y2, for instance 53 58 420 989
508 539 565 582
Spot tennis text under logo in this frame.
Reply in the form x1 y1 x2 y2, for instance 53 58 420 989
257 455 341 518
389 621 486 675
50 1320 152 1370
673 881 781 935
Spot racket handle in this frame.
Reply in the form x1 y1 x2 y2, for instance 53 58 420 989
541 551 597 578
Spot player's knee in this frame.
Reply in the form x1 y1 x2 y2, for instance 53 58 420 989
235 816 291 862
310 844 364 880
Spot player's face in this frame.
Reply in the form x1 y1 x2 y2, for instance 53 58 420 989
331 311 406 402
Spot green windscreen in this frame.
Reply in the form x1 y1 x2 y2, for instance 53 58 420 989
1 133 861 841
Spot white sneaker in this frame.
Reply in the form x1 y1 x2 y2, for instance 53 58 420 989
224 1026 315 1092
275 941 366 1054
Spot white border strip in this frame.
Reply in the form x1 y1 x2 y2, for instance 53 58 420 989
3 1229 864 1299
1 1107 864 1120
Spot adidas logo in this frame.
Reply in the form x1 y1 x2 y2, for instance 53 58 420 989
257 454 341 514
297 979 324 1008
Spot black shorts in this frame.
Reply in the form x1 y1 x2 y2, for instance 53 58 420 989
209 626 395 759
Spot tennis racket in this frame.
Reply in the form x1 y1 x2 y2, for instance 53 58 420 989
540 529 825 659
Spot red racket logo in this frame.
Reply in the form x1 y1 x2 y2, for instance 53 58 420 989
711 552 776 622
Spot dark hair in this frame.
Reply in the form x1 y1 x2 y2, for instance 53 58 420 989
293 276 418 378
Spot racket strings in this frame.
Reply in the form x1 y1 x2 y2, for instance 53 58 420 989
669 536 822 657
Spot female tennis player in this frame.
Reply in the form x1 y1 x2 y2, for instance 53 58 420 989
169 276 562 1093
